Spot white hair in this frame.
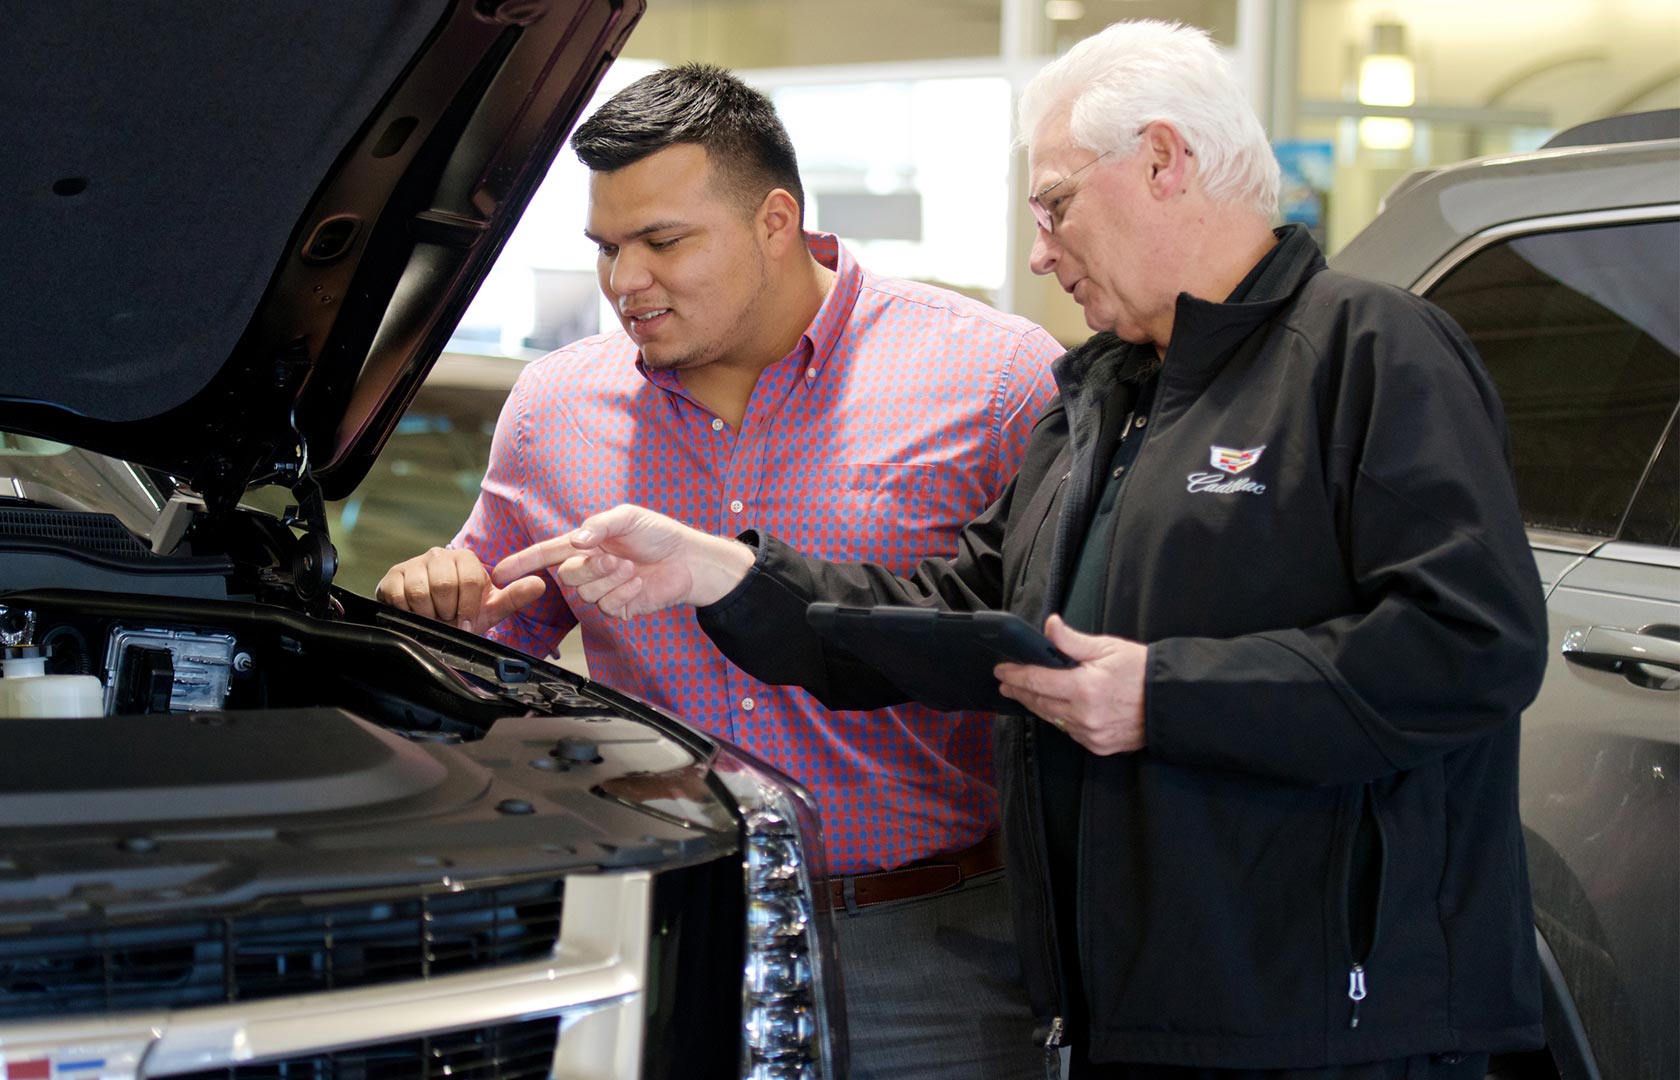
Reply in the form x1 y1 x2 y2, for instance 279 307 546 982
1017 20 1280 218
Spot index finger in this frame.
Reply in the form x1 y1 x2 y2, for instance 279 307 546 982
994 661 1081 696
491 535 580 587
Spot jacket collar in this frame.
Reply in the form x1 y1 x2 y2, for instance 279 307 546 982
1051 223 1325 419
1160 223 1325 388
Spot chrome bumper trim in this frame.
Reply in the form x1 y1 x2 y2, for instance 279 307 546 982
0 871 650 1080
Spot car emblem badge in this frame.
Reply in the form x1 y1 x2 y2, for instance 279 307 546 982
1209 445 1265 475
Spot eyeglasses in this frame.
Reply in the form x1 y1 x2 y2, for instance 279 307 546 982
1029 149 1114 234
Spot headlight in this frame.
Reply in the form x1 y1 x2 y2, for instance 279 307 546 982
715 748 846 1080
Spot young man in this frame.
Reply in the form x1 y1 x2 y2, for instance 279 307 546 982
502 23 1550 1080
377 65 1060 1078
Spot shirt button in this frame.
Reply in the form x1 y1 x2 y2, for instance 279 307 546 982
1135 415 1148 428
729 499 744 513
741 696 756 711
806 367 817 379
710 418 725 431
1113 465 1125 478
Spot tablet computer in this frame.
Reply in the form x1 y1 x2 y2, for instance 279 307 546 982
805 602 1075 714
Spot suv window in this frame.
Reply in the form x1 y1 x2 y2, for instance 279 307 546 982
1426 219 1680 538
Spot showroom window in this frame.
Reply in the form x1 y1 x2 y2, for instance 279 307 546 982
770 76 1013 296
1425 218 1680 538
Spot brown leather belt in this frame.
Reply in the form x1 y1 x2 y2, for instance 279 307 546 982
825 833 1003 912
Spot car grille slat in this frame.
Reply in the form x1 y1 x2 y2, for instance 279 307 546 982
0 879 563 1021
170 1017 560 1080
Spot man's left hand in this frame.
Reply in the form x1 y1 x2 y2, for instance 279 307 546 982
995 615 1147 755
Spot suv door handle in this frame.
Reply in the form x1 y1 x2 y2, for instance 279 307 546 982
1562 625 1680 677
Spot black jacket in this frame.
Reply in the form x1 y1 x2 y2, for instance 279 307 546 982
699 227 1548 1067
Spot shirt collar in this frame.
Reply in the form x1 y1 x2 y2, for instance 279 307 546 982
801 231 863 374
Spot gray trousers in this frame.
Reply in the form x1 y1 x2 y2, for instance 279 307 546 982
831 868 1044 1079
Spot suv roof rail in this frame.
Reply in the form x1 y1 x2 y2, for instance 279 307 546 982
1541 109 1680 149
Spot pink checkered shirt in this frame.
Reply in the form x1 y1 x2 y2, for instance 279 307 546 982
455 233 1060 873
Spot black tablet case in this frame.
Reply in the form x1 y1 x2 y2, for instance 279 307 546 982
804 603 1073 714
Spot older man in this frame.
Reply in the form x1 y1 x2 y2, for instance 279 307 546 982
502 22 1550 1079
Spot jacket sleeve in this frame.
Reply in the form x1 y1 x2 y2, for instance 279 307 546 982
1144 294 1548 786
697 470 1019 711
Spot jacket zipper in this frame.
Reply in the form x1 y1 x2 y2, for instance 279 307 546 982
1041 378 1149 624
1025 398 1107 1045
1025 374 1148 1055
1018 718 1074 1047
1043 1014 1066 1076
1036 375 1123 622
1014 469 1072 600
1342 783 1387 1029
1005 455 1075 1040
1038 456 1094 624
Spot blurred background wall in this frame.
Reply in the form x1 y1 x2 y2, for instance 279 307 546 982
450 0 1680 353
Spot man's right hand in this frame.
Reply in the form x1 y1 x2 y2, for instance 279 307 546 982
491 505 755 619
375 547 548 635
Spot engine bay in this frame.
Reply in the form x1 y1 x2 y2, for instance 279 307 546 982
0 505 736 930
1 584 571 731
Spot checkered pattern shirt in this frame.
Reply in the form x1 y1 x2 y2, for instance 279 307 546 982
455 233 1060 873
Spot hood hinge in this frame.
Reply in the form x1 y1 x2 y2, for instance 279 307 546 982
274 430 339 612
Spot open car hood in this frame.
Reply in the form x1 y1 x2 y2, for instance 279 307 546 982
1 1 640 511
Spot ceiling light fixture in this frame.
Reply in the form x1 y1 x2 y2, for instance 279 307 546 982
1357 21 1415 150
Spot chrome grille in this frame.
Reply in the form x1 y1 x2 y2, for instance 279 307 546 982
0 879 563 1021
169 1017 560 1079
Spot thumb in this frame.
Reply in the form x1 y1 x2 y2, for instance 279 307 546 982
1043 613 1109 662
477 575 549 632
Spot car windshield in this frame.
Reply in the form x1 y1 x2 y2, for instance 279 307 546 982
0 431 167 541
0 432 74 457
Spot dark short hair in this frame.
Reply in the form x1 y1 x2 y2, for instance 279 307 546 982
572 63 804 222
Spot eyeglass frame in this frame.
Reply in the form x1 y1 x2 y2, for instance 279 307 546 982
1027 127 1194 234
1028 148 1115 235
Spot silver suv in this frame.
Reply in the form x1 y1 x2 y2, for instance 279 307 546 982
1335 110 1679 1080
